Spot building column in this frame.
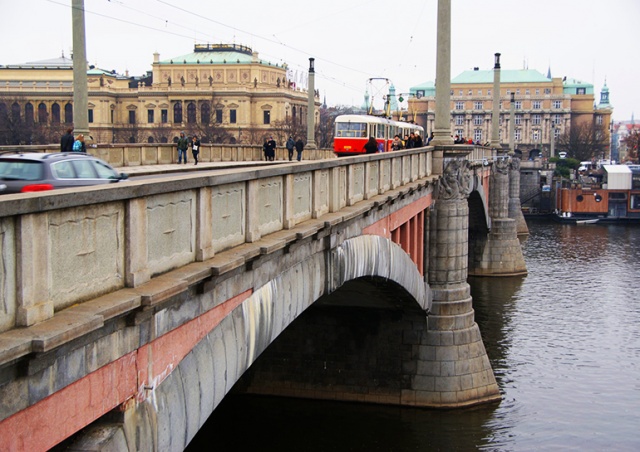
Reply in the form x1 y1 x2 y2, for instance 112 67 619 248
415 159 501 408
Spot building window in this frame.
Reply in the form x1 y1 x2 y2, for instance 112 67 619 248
596 115 603 125
514 101 522 110
25 103 34 125
553 100 562 109
474 101 483 110
535 88 540 95
516 89 520 95
216 109 223 124
473 115 483 126
455 129 464 138
532 114 541 125
51 103 60 124
487 89 491 96
128 110 136 124
576 87 586 95
38 103 47 123
173 102 182 123
468 90 472 96
553 114 562 124
515 114 522 125
64 103 73 123
506 89 511 95
88 109 93 123
161 109 168 123
263 110 271 124
416 90 425 98
478 90 482 95
455 115 464 125
554 127 561 139
187 102 197 123
455 101 464 110
532 130 540 141
532 101 542 109
525 89 530 95
459 90 463 96
230 109 237 124
515 129 521 141
201 102 210 124
474 129 482 142
111 109 114 124
544 88 551 95
147 109 154 123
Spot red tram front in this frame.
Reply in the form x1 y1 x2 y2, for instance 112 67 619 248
333 114 424 157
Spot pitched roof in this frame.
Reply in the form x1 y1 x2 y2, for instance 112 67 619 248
451 69 551 84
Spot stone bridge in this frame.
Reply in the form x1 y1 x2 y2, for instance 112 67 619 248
0 145 527 451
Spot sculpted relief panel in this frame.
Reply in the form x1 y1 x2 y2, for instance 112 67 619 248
257 177 283 236
293 172 312 224
48 203 125 310
211 182 246 253
146 191 196 276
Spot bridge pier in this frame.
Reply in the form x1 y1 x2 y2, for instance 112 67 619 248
508 157 529 236
469 157 527 276
421 159 501 407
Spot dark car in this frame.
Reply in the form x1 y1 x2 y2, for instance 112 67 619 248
0 151 128 195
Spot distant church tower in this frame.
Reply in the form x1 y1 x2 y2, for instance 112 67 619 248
597 80 611 109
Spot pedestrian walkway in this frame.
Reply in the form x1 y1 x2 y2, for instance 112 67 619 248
114 160 288 177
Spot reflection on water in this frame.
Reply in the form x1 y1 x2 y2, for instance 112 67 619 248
187 221 640 451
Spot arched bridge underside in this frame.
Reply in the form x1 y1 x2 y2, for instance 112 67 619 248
66 235 432 451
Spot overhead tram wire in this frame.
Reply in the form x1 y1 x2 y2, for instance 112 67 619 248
46 0 378 102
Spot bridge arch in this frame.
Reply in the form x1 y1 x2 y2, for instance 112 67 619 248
70 236 429 450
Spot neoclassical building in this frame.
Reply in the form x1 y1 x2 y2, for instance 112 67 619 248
406 68 613 157
0 44 318 144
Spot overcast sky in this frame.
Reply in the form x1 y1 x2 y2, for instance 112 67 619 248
1 0 637 121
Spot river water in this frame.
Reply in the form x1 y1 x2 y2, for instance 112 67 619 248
187 220 640 451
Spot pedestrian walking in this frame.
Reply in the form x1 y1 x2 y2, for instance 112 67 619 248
60 127 74 152
177 131 189 164
286 136 295 161
190 135 201 165
72 134 86 152
295 137 304 161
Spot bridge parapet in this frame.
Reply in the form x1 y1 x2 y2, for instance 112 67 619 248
0 148 432 344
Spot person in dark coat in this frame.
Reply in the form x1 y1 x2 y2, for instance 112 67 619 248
286 136 295 161
414 132 423 147
265 136 277 161
294 137 304 161
190 135 201 165
60 127 74 152
364 137 378 154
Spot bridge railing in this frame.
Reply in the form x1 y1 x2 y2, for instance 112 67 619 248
0 143 336 167
0 148 433 342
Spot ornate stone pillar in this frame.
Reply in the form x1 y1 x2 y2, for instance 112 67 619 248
508 157 529 236
414 159 501 408
469 157 527 276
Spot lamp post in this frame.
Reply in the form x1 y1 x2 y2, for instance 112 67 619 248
490 52 502 152
306 58 317 150
509 92 515 152
550 123 555 159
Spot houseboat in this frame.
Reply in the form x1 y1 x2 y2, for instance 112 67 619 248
553 164 640 224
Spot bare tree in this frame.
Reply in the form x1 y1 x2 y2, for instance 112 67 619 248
621 129 639 163
556 122 609 162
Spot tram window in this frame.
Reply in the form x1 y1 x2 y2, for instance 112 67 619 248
336 122 367 138
631 194 640 210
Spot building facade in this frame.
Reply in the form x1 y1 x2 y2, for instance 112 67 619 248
406 68 613 158
0 44 318 145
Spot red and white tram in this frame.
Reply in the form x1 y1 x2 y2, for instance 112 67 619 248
333 114 425 157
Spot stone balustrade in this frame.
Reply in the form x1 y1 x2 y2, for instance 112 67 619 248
0 149 432 348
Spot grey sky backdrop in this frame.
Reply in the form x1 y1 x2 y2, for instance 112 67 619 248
1 0 637 120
